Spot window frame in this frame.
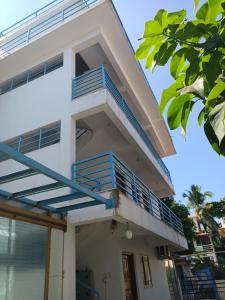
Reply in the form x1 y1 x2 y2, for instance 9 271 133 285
141 255 153 288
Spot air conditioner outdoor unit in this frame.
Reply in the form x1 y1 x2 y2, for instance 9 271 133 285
157 245 171 259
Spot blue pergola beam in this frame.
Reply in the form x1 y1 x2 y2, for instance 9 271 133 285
56 200 102 213
13 182 66 198
36 191 86 206
0 143 114 209
0 188 57 213
0 168 39 184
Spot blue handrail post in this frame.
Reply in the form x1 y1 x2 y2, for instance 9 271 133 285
38 128 42 149
101 65 106 87
148 191 153 216
10 79 14 90
109 152 116 189
17 136 22 152
61 10 64 21
159 201 164 222
72 79 75 100
27 29 30 42
131 173 138 203
169 208 172 227
71 163 76 182
44 63 48 75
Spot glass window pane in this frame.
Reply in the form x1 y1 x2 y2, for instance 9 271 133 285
0 217 49 300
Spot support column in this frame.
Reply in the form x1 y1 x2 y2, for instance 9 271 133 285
60 117 76 300
61 46 76 300
63 224 76 300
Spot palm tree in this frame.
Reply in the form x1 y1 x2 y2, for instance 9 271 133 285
183 185 219 261
183 185 217 233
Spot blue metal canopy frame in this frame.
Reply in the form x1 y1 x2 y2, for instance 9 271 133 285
0 142 115 215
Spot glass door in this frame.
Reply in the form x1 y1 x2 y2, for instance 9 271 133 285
0 216 49 300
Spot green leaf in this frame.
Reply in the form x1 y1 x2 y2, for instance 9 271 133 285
208 81 225 100
175 22 203 41
154 9 168 28
196 3 210 22
198 108 205 126
204 120 225 155
208 0 224 21
167 10 186 24
179 77 204 98
209 102 225 144
135 39 152 60
181 101 195 134
185 58 200 86
145 41 162 70
154 41 177 66
167 94 191 129
144 20 163 37
159 78 184 115
170 48 187 79
194 0 200 11
205 51 222 90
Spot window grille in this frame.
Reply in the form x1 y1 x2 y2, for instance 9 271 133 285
0 121 61 162
0 54 63 95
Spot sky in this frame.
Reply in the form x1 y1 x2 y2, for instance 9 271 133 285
0 0 224 204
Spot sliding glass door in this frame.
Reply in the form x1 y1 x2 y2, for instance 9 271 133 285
0 216 49 300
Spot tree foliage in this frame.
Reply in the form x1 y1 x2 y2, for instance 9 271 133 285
183 185 218 234
206 197 225 218
163 197 195 252
136 0 225 155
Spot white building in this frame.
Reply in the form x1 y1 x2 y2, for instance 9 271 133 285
190 214 217 263
0 1 187 300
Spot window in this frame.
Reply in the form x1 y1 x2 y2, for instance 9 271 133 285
0 121 61 162
0 54 63 95
141 255 152 287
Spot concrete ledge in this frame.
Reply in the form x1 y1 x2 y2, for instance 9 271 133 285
68 191 188 250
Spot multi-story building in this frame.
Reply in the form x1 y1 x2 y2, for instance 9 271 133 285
0 1 187 299
219 217 225 237
191 214 217 263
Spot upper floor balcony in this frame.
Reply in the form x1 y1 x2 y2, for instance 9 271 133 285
72 66 171 183
71 152 183 236
0 0 99 60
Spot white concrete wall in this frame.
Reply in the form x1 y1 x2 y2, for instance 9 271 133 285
0 47 77 300
76 221 171 300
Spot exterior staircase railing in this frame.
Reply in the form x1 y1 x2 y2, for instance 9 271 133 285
77 279 100 300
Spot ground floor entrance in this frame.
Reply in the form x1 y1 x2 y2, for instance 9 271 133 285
122 253 138 300
0 216 49 300
0 205 65 300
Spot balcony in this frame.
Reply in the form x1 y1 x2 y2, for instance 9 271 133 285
71 152 184 235
72 66 171 182
0 0 99 59
195 244 214 253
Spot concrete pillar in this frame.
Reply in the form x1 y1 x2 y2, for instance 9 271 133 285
63 224 76 300
60 117 76 300
61 46 77 300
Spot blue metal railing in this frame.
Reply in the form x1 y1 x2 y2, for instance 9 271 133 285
0 122 61 162
0 0 65 37
72 152 184 235
72 66 171 182
0 0 99 59
77 279 100 300
0 54 63 95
